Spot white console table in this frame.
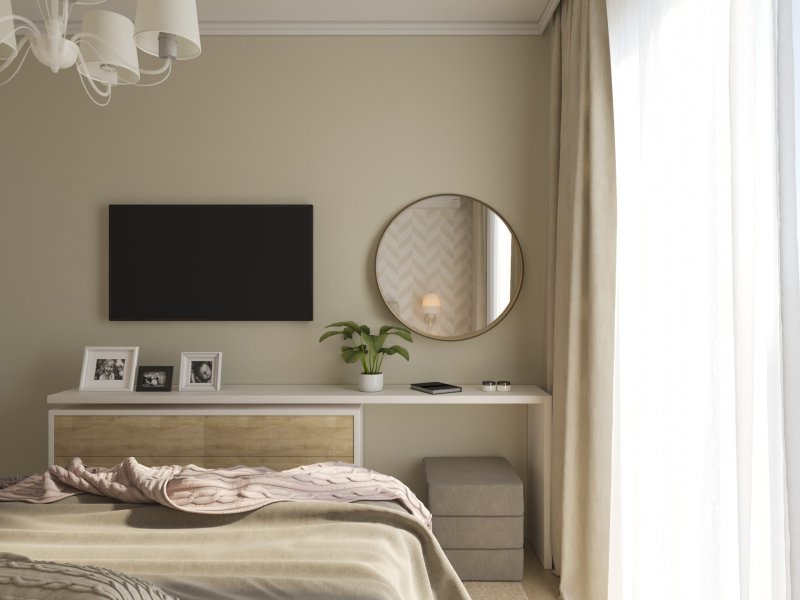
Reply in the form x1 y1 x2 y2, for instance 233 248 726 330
47 383 552 568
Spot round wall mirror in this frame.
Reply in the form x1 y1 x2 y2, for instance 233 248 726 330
375 194 523 341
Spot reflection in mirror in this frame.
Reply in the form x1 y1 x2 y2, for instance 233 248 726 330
376 194 523 341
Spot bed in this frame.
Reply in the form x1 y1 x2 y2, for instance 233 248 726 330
0 458 471 600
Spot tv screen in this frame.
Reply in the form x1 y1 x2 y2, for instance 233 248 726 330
109 204 313 321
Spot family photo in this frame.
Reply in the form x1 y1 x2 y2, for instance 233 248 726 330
93 358 125 381
135 366 174 392
179 352 222 391
141 370 166 387
190 361 213 383
79 347 139 391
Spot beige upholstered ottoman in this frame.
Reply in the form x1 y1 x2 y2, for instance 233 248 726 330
423 456 524 581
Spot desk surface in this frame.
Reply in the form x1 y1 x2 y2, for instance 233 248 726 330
48 384 550 405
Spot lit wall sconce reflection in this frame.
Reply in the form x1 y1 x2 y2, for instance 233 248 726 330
422 293 441 329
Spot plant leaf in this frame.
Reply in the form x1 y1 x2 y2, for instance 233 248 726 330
341 347 364 364
382 345 410 361
380 324 411 334
319 330 343 342
374 333 388 351
326 321 360 329
327 322 363 338
390 329 413 343
363 333 376 357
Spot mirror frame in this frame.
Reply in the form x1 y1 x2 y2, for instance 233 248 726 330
375 193 524 341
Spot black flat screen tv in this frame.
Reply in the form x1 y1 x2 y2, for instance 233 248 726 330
109 204 313 321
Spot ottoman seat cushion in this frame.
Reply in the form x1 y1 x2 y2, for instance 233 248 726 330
424 456 524 516
424 457 525 581
444 548 524 582
433 515 524 549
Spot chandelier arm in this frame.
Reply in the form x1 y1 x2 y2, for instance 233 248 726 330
78 71 111 106
0 14 40 37
0 25 24 64
139 58 172 77
133 58 172 87
35 0 48 22
70 33 102 55
54 0 68 32
0 33 31 72
0 43 31 85
8 14 41 36
70 32 114 55
75 51 112 98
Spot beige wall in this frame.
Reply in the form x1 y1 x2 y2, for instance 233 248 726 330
0 35 551 497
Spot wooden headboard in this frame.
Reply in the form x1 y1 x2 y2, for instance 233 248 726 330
50 408 361 471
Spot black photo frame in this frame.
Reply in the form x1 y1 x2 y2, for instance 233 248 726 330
135 366 174 392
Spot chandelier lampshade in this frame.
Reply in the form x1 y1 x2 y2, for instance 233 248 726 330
0 0 200 105
77 11 140 85
0 0 17 59
134 0 201 60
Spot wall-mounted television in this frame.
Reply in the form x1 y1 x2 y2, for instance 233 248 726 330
109 204 313 321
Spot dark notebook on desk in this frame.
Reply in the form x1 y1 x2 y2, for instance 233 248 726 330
410 382 462 394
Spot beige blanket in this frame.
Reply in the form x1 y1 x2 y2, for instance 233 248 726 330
0 552 179 600
0 458 432 528
0 495 470 600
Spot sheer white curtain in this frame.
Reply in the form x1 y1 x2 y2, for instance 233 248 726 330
778 0 800 596
606 0 793 599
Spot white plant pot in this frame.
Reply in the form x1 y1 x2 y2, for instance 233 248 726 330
358 373 384 393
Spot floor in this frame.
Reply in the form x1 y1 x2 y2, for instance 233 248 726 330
464 545 560 600
521 545 560 599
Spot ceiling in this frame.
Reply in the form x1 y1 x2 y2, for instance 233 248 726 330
16 0 561 36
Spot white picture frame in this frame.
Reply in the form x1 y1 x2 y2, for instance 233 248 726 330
179 352 222 391
79 346 139 391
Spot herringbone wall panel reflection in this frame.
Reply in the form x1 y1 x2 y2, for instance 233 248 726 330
377 202 477 337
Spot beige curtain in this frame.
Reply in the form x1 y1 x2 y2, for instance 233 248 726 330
545 0 617 599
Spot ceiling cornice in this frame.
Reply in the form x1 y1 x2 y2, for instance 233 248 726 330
537 0 560 34
54 0 561 37
195 0 562 36
196 18 553 37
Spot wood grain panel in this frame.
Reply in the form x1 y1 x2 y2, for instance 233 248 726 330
54 416 204 458
54 414 355 470
203 416 353 457
54 456 354 470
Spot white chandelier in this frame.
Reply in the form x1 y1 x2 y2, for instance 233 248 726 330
0 0 200 106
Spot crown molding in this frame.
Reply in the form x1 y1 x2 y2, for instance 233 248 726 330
195 19 552 36
55 0 561 38
194 0 562 36
537 0 560 34
61 20 552 37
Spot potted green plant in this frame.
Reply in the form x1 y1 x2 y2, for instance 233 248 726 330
319 321 412 392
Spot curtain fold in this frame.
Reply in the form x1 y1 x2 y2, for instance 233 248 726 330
777 0 800 597
545 1 617 598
